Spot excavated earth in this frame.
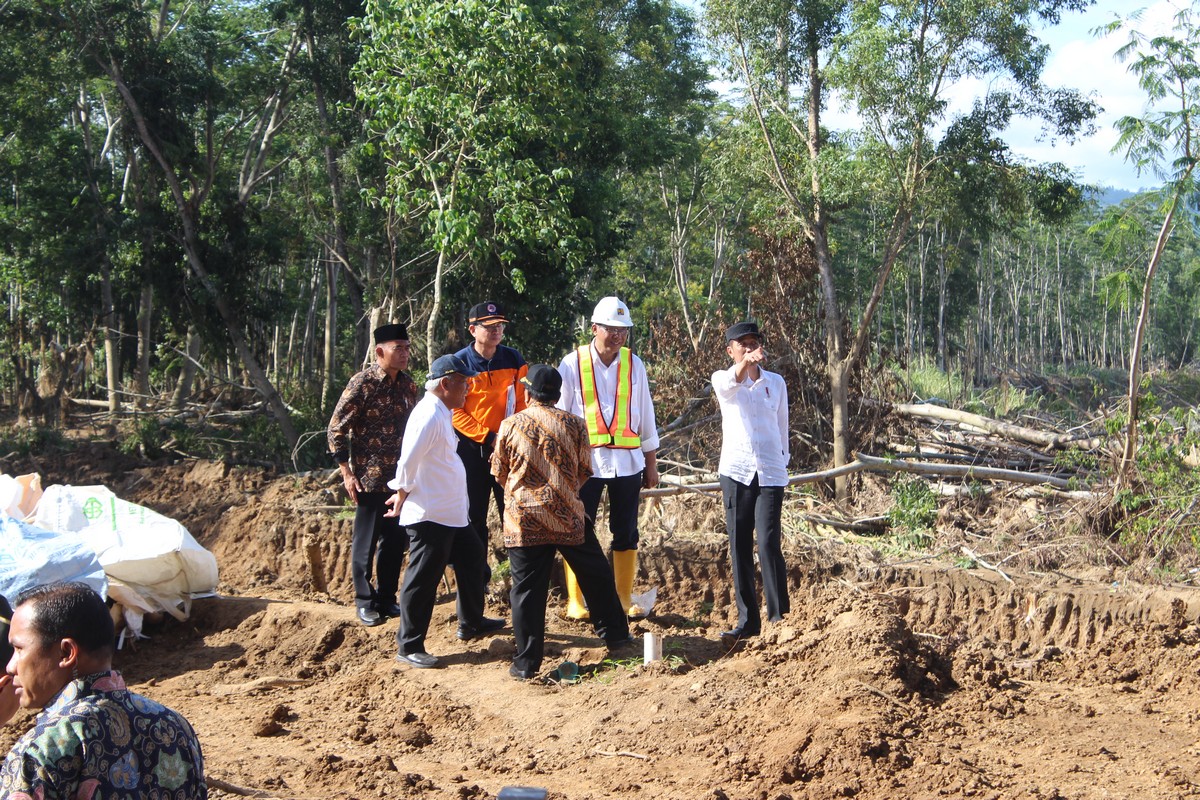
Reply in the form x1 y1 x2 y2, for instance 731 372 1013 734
3 442 1199 799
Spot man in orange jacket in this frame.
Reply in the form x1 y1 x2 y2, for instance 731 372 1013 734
453 301 529 565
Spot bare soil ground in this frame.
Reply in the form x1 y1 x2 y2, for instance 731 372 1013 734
4 443 1200 799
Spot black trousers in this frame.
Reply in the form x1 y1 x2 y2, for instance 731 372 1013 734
351 491 407 611
579 472 643 551
720 475 789 633
508 527 630 674
457 435 503 573
395 520 488 656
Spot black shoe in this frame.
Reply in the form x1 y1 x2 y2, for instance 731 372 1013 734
605 635 636 652
395 651 438 669
720 627 759 639
357 607 382 627
457 617 506 641
509 664 536 681
378 603 404 619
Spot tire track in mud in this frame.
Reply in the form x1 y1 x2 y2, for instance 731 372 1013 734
857 565 1199 653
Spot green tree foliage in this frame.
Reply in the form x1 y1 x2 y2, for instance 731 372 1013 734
354 0 589 362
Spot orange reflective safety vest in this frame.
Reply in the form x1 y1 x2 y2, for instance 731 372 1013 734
578 345 641 449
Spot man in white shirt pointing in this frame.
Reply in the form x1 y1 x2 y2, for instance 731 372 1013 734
711 321 790 639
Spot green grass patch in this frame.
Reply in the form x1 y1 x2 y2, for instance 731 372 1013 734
0 425 69 457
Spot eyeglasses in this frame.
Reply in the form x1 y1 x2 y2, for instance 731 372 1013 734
382 342 411 352
477 322 507 332
597 324 630 336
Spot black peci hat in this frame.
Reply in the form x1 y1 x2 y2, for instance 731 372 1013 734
0 595 12 666
374 323 409 344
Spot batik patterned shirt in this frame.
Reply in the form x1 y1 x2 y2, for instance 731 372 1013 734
0 670 207 799
492 403 592 548
327 364 419 493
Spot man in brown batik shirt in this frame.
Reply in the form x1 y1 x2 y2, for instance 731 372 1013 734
328 323 418 626
492 364 632 680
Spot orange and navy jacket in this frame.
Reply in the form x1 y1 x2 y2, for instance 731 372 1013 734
452 344 528 445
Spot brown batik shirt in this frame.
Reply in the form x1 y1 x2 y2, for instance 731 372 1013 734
327 364 419 493
492 403 592 548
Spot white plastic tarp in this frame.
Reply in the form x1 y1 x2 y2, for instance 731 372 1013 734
0 515 107 602
33 485 218 622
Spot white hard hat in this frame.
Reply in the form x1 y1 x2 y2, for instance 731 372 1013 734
591 296 633 328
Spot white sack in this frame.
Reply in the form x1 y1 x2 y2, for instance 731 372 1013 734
33 485 218 616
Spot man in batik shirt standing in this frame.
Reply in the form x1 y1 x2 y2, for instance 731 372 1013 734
328 323 419 626
492 365 632 680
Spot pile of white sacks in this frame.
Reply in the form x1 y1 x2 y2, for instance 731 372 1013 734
0 474 218 646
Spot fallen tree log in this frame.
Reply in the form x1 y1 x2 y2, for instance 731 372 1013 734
856 452 1077 489
886 448 1058 471
642 460 869 498
803 513 889 534
892 403 1103 450
645 451 1083 498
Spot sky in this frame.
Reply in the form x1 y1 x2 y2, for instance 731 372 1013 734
999 0 1180 192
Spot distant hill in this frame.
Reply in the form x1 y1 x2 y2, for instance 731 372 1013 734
1089 185 1139 207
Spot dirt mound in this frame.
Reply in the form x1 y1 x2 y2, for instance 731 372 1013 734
2 453 1199 799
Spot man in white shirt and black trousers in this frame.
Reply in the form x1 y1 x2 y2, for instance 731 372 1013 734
386 354 506 668
711 321 791 639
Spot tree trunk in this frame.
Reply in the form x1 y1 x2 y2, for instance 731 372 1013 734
304 19 351 412
1120 190 1184 482
136 284 153 409
322 248 338 414
171 325 201 410
100 265 120 414
366 306 386 370
936 225 948 372
425 249 449 367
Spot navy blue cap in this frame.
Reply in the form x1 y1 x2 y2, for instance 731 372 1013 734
520 364 563 400
469 301 508 325
724 320 763 343
429 353 479 380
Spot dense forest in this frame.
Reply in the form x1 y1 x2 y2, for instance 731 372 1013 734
1 0 1197 476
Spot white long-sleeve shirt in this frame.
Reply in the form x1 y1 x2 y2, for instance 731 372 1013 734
711 365 789 487
557 342 659 479
388 391 469 527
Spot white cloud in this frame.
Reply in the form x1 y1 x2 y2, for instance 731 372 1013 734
1002 0 1181 190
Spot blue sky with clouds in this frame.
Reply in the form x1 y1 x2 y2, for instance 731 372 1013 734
1004 0 1179 191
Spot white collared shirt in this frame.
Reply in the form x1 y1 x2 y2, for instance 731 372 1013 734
557 342 660 479
388 391 469 526
712 365 789 487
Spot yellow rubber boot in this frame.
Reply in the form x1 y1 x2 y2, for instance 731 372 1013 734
612 549 640 617
563 561 590 620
